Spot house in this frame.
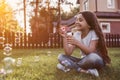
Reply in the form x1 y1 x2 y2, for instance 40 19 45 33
53 0 120 34
79 0 120 34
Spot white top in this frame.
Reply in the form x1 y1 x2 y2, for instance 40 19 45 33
73 30 99 57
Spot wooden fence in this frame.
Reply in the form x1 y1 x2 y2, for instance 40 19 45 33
0 32 120 49
0 32 63 49
105 34 120 47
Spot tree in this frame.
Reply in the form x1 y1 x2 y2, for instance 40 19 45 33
29 7 50 43
61 6 80 20
0 0 23 33
29 0 80 43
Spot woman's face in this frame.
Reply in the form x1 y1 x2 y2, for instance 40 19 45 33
75 14 90 31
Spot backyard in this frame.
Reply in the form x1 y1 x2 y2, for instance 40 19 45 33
0 48 120 80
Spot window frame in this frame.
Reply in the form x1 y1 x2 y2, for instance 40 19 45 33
100 22 111 33
107 0 115 8
83 0 89 11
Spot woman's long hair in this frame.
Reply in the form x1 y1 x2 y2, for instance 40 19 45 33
80 11 111 64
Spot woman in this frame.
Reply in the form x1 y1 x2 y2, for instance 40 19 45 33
57 11 111 77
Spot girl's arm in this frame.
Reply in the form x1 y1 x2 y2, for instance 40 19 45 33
59 27 75 56
77 40 98 54
67 36 98 55
63 37 75 55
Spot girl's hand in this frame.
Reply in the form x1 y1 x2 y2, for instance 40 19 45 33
59 26 67 38
67 35 78 45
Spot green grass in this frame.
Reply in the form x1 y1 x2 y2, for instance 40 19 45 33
0 48 120 80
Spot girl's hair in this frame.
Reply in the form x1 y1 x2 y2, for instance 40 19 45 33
80 11 111 64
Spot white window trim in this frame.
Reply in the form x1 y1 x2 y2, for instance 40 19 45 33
100 22 111 33
107 0 115 8
83 0 89 11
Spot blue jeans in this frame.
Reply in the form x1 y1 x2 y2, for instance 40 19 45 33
58 53 105 71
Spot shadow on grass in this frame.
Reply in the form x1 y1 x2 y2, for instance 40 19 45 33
54 65 120 80
111 53 120 58
99 65 120 80
54 68 100 80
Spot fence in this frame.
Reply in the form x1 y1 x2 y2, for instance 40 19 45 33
0 32 120 49
105 34 120 47
0 32 63 49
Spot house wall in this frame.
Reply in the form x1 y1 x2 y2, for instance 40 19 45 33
79 0 95 11
97 0 118 12
79 0 120 34
100 20 120 34
89 0 96 11
110 21 120 34
118 0 120 17
117 0 120 9
80 0 119 12
79 0 85 11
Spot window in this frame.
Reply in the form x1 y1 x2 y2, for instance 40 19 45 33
100 22 111 33
107 0 115 8
83 0 89 11
118 0 120 9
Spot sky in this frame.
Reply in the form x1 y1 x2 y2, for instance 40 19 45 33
6 0 78 33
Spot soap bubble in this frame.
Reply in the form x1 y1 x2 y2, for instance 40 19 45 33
4 43 12 47
47 51 51 56
15 31 22 44
16 58 22 67
15 37 20 44
15 31 22 38
47 51 51 54
0 37 5 45
0 68 6 80
3 57 15 74
34 56 40 62
0 68 6 75
3 44 12 56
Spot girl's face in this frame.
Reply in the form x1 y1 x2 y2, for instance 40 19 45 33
75 14 90 31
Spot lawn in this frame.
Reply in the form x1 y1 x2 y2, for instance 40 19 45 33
0 48 120 80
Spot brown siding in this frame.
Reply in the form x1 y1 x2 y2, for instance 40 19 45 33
111 21 120 34
118 0 120 9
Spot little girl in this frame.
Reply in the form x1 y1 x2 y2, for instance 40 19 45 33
57 11 111 77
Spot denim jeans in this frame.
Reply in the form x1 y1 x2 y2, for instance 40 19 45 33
58 53 105 71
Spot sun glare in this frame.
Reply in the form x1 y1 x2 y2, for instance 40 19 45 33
5 0 78 33
61 5 71 12
6 0 19 10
